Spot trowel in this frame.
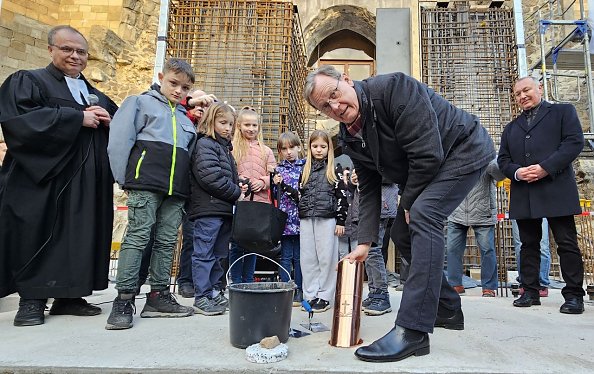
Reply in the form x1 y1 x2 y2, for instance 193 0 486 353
299 300 330 333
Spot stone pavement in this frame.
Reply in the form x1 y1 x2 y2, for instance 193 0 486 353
0 285 593 374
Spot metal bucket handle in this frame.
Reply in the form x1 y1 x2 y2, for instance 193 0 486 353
226 252 292 285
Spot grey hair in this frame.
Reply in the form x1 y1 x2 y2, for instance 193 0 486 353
303 65 342 108
47 25 87 46
515 76 540 86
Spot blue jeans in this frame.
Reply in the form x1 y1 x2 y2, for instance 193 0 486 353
446 222 498 290
191 216 232 299
229 242 256 284
365 218 390 299
279 235 302 288
512 219 551 287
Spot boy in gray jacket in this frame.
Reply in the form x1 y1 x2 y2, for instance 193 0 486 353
105 58 197 330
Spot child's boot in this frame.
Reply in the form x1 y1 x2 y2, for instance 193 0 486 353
105 293 136 330
140 289 194 318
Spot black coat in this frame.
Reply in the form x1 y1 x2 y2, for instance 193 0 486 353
188 133 241 219
497 101 583 219
298 160 348 225
339 73 495 244
0 64 118 298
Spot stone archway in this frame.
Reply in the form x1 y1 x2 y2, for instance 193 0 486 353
303 5 376 67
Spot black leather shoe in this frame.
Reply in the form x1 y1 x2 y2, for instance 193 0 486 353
14 298 47 327
49 298 101 316
434 307 464 330
177 284 194 298
354 325 430 362
513 293 541 307
560 298 584 314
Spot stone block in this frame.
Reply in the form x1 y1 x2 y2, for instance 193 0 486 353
13 33 35 46
3 1 27 15
7 48 27 61
91 5 109 13
31 29 43 40
2 10 15 23
3 56 20 69
96 13 109 21
0 26 13 38
0 38 10 48
38 14 58 25
10 40 26 52
108 11 121 21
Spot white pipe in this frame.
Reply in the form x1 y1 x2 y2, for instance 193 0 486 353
153 0 170 84
514 0 528 77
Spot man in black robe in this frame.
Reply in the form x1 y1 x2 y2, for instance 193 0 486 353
0 25 118 326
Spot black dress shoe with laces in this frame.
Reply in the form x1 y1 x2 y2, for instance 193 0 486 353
560 298 584 314
14 298 47 327
49 297 102 316
434 307 464 330
354 325 430 362
513 293 541 307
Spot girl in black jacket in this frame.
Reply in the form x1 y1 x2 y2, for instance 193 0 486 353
189 103 247 316
299 130 348 312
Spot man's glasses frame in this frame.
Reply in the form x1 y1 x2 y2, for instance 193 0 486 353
50 44 89 57
320 76 342 115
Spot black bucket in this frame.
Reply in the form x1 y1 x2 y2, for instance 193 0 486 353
227 254 294 348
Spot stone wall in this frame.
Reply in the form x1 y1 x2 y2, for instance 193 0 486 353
0 0 158 105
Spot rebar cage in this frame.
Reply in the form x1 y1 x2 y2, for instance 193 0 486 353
420 2 519 149
166 0 311 149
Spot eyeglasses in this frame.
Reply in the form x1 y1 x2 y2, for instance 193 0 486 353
50 45 89 57
319 76 341 115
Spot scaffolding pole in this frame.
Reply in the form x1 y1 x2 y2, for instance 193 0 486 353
513 0 527 77
153 0 170 84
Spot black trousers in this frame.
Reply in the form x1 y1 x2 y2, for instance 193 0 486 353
389 167 482 333
516 216 584 299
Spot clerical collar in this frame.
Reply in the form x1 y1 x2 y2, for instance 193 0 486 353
64 73 81 79
65 75 90 105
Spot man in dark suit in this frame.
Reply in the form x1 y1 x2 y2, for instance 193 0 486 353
498 76 585 314
304 65 495 362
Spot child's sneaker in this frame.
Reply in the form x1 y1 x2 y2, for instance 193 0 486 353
312 298 331 313
364 298 392 316
292 289 303 307
140 289 194 318
212 291 229 309
362 296 373 310
105 294 136 330
193 296 226 316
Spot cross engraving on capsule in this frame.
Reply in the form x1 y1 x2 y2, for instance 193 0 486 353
340 299 352 317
